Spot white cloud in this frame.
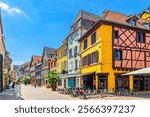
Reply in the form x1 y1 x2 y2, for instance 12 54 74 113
0 2 22 15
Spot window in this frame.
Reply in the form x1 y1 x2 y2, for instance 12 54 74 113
128 19 136 26
75 60 77 70
91 32 96 45
136 32 145 43
64 49 67 56
136 32 140 42
114 30 119 39
69 49 72 58
114 50 122 60
82 56 88 66
141 33 145 43
91 52 96 64
74 46 77 57
58 79 62 86
84 39 88 50
64 61 67 70
143 23 150 28
69 62 73 71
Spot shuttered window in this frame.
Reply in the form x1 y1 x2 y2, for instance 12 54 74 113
84 39 88 49
82 51 99 67
74 46 77 57
91 32 96 45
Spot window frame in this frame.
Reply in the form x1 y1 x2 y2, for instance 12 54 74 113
83 38 88 50
91 32 96 45
114 50 122 61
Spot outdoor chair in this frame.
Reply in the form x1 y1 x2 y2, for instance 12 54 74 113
103 89 108 97
99 89 104 97
87 90 92 95
72 90 78 97
92 89 98 95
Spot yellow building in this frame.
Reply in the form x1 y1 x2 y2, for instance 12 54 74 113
79 11 150 91
56 39 68 88
140 11 150 20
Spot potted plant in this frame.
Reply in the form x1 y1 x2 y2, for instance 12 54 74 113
46 70 60 91
22 76 30 85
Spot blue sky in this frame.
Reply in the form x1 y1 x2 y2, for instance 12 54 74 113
0 0 150 65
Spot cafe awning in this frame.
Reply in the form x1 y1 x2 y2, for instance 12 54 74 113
122 67 150 76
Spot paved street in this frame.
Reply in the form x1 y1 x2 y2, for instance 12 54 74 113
0 88 24 100
21 85 76 100
1 84 150 100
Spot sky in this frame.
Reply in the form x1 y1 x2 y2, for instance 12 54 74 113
0 0 150 65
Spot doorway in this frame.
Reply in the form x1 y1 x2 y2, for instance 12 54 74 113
140 77 144 91
98 75 108 89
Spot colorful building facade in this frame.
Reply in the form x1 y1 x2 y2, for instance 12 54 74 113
41 47 56 85
0 13 12 91
66 10 99 88
30 56 42 86
56 39 68 88
140 11 150 21
79 11 150 91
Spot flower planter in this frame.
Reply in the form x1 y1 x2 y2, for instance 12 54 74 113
51 84 57 91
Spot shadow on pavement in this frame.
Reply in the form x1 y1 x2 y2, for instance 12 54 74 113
0 95 24 100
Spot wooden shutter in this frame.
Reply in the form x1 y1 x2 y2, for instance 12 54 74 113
96 51 99 63
88 54 91 65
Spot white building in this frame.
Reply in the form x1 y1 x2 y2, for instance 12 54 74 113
66 10 99 88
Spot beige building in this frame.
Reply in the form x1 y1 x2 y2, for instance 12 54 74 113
0 13 12 91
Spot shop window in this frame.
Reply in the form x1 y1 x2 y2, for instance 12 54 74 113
58 79 62 86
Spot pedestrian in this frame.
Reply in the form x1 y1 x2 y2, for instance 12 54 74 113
34 84 36 88
12 82 15 95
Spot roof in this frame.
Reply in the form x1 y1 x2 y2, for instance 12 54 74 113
70 10 100 34
122 67 150 76
102 10 150 28
72 10 99 26
79 10 150 42
42 47 56 61
140 11 150 18
30 55 42 66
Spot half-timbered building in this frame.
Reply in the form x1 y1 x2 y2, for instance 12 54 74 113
79 10 150 91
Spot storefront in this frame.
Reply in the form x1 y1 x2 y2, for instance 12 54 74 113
98 74 108 90
81 72 95 90
115 74 129 90
123 67 150 91
134 76 150 91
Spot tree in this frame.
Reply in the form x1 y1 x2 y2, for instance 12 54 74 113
46 70 60 91
22 76 30 85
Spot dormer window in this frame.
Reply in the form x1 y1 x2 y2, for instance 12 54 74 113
143 22 150 28
126 15 138 26
128 19 136 26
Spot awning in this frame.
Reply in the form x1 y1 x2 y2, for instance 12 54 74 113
80 72 95 76
122 67 150 76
